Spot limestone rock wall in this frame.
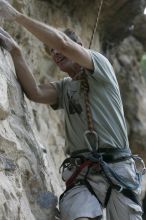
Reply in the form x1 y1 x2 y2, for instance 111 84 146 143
0 0 98 219
0 50 65 219
1 0 146 219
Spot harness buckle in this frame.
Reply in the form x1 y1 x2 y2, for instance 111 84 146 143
84 130 99 152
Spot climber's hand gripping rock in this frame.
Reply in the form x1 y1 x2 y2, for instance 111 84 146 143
0 27 19 51
0 0 20 20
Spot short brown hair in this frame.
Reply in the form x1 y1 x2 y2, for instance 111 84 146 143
63 28 82 44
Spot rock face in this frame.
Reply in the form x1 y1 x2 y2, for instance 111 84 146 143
0 0 146 219
0 50 64 220
107 36 146 157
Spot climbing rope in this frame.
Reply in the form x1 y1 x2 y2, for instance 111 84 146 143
79 69 99 151
81 73 94 131
89 0 104 49
85 0 104 130
79 0 104 151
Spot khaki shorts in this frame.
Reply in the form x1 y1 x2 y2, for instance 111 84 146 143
59 158 143 220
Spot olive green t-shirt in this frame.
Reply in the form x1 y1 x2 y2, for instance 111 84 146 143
52 50 129 154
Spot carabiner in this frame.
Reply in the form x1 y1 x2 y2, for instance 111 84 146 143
132 155 146 175
116 185 123 193
84 130 99 152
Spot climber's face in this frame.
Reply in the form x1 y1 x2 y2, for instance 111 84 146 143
50 48 78 78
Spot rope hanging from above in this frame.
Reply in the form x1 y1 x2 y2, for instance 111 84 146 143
89 0 104 49
80 0 104 151
81 0 104 133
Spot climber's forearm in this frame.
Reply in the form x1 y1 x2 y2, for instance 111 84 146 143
15 14 93 70
16 14 65 51
2 3 93 70
10 47 40 100
0 0 67 53
10 47 58 104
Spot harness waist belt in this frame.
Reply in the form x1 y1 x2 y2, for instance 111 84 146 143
71 147 132 163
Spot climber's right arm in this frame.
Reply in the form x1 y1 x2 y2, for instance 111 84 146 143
10 48 58 104
0 27 57 105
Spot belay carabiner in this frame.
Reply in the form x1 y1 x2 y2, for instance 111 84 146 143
84 130 99 152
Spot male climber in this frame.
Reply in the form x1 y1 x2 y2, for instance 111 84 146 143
0 1 144 220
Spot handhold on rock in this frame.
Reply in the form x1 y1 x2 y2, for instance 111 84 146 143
5 157 16 171
37 191 57 209
0 154 16 171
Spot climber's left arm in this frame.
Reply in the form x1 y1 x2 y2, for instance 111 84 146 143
0 0 93 70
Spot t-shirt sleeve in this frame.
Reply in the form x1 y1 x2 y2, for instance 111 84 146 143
50 80 64 110
50 77 70 110
88 50 117 84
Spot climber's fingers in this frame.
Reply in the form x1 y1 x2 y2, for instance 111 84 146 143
0 33 8 50
0 32 17 51
0 27 11 39
0 0 20 21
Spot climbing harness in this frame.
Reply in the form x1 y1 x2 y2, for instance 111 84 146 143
60 149 145 206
